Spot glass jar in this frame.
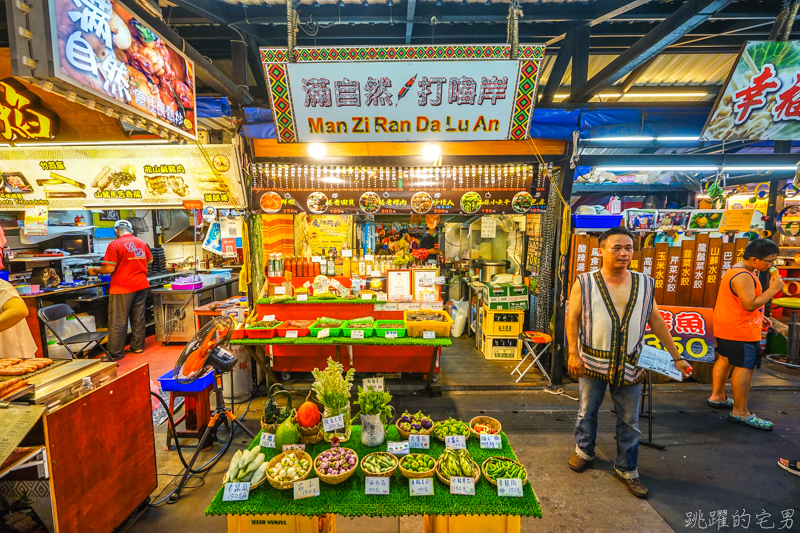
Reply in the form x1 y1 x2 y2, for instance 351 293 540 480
322 402 352 443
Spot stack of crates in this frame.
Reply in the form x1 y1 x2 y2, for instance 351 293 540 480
480 307 524 361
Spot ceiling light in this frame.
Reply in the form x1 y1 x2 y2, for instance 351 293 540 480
484 0 491 5
656 136 700 141
338 0 344 6
622 92 708 98
387 0 393 5
587 136 654 142
722 165 798 171
362 0 369 6
14 140 170 147
313 1 320 6
422 143 440 160
308 143 327 158
595 166 718 173
436 0 442 5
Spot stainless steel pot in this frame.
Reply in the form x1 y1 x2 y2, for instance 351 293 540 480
477 260 510 283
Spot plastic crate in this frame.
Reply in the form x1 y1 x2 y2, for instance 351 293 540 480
230 323 247 339
277 324 310 338
245 321 283 339
481 307 524 336
341 320 375 338
403 310 453 338
374 320 407 338
481 333 523 361
309 319 343 337
571 214 624 230
158 369 214 392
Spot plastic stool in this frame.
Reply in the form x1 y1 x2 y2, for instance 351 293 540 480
512 331 553 385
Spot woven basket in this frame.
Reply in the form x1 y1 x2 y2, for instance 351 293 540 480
434 459 480 486
395 420 434 440
295 419 324 444
469 416 502 439
481 456 528 486
313 448 359 485
360 452 398 478
264 450 313 490
433 422 472 443
261 417 280 434
398 454 437 479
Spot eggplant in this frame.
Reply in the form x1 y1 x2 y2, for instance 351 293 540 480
421 418 433 429
400 414 411 423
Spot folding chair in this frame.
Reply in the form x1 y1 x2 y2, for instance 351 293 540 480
512 331 552 385
38 303 112 360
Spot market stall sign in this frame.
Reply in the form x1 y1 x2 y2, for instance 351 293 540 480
261 45 545 143
643 305 715 363
8 0 197 139
703 41 800 141
253 163 549 215
719 209 757 232
0 144 244 210
0 78 59 141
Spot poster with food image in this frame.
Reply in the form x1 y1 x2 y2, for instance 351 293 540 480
0 144 244 210
625 209 657 231
511 191 535 213
656 210 691 230
688 210 724 230
359 192 382 214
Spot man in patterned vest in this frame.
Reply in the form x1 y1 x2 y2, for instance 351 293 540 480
566 226 692 498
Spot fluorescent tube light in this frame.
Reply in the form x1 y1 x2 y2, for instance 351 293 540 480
656 136 700 141
622 92 707 98
12 140 171 147
595 166 718 172
722 166 798 171
587 136 655 141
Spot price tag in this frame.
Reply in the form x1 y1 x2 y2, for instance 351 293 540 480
365 254 375 261
363 377 384 391
296 293 308 301
223 482 250 501
303 281 312 289
409 434 430 450
312 256 321 263
286 330 299 339
374 304 385 311
376 293 388 302
293 478 320 500
384 303 398 311
263 314 276 322
445 435 466 449
423 331 436 340
361 293 373 301
410 478 434 496
351 329 365 339
343 249 353 258
386 331 398 339
386 441 409 456
317 328 330 339
322 414 345 432
497 478 524 497
274 286 286 295
282 444 306 452
371 271 381 277
449 477 475 496
423 293 435 302
480 434 502 449
435 276 446 285
365 477 390 495
259 433 276 449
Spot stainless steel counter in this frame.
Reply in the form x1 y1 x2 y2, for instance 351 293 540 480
15 359 118 409
153 277 241 343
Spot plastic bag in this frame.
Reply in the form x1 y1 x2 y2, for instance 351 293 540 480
450 299 469 337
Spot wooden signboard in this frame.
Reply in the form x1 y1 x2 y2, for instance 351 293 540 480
588 237 602 273
734 237 749 264
641 247 656 278
720 241 737 280
630 251 642 272
703 237 723 308
690 234 709 307
663 246 681 306
652 243 669 304
571 234 590 285
677 239 696 306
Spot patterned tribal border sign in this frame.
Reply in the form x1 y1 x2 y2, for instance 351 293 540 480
260 44 545 143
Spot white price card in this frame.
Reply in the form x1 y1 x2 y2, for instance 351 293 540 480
386 331 398 339
637 345 684 381
274 286 286 295
263 314 275 322
374 304 386 312
322 414 345 432
317 328 330 339
423 293 436 302
445 435 466 449
363 377 384 391
282 444 306 452
480 434 502 449
410 478 434 496
409 434 430 450
361 293 373 301
351 329 365 339
387 441 410 456
435 276 446 285
384 303 398 311
371 271 382 277
260 433 276 449
497 478 524 497
296 293 308 301
312 256 321 263
376 293 388 302
223 482 250 501
365 477 390 495
365 254 375 261
343 249 353 258
449 477 475 496
294 478 320 500
423 331 436 340
286 330 299 339
303 281 312 289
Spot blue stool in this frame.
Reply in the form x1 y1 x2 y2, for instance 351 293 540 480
158 370 215 450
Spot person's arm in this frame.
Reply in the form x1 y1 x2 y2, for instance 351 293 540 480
88 263 116 275
566 279 584 378
0 296 28 333
647 301 692 377
731 271 785 312
88 242 119 276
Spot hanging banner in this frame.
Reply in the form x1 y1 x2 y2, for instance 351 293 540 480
703 41 800 141
0 144 245 210
253 163 549 215
261 45 545 143
24 205 48 236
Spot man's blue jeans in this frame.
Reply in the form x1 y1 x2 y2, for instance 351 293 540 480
574 375 642 479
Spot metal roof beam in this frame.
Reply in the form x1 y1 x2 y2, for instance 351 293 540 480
546 0 653 46
540 31 574 104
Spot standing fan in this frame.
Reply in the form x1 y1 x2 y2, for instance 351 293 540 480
168 316 256 503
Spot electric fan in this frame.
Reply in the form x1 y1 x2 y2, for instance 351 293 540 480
168 315 256 503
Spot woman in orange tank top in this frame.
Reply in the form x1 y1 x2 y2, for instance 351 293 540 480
710 239 783 431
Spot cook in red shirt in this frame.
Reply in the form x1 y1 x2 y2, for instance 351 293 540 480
89 220 153 361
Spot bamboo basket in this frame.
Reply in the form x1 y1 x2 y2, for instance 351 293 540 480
360 452 398 478
264 450 313 490
434 459 480 486
296 418 324 445
469 416 502 439
313 448 359 485
398 454 437 479
261 418 280 434
395 420 435 440
433 421 471 443
481 456 528 486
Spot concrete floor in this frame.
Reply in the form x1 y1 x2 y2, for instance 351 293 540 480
122 383 800 533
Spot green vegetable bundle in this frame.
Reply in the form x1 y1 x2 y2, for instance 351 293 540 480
400 454 435 473
434 418 470 438
436 448 477 480
311 357 355 410
352 385 393 423
361 453 396 474
483 457 527 483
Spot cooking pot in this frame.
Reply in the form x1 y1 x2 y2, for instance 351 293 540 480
477 259 510 283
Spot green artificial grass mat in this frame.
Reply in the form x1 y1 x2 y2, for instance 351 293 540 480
206 425 541 519
257 297 377 305
230 337 452 347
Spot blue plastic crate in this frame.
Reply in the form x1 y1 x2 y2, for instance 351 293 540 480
571 214 624 230
158 369 214 392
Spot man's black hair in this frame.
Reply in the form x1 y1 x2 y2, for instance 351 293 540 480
743 238 779 260
598 225 636 246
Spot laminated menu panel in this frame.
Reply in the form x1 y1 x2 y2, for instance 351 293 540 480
703 237 724 308
690 234 710 307
663 245 681 306
652 243 669 304
676 239 696 306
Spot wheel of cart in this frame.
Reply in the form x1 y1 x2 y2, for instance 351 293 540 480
281 371 292 381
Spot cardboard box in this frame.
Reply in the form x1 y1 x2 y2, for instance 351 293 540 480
482 283 529 310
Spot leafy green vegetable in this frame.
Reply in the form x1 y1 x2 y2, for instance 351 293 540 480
132 20 158 44
352 385 393 423
311 357 355 410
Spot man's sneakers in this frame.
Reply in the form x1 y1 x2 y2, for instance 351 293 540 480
621 476 649 499
568 452 592 473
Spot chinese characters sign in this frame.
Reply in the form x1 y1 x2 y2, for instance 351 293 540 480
644 306 715 363
0 79 59 141
703 41 800 141
261 45 545 142
50 0 197 138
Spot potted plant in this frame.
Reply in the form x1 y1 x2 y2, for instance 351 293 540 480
311 357 355 443
351 385 394 447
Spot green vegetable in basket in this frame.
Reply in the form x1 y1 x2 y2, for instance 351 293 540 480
401 454 435 473
435 417 470 438
347 316 375 325
269 295 292 304
436 448 476 479
362 453 396 474
484 457 526 481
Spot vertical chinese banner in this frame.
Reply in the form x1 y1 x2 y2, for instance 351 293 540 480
690 234 709 307
734 237 749 263
588 237 602 273
641 247 656 278
720 241 736 281
663 246 681 306
652 243 669 304
570 234 590 287
703 237 724 308
630 250 642 272
676 240 696 306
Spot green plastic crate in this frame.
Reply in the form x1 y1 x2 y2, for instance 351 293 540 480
341 320 375 338
374 320 407 338
309 319 344 338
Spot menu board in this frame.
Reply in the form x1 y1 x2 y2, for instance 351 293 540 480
252 163 549 216
387 270 412 301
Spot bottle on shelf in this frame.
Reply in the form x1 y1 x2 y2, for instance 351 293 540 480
343 251 352 277
64 265 73 284
327 249 335 278
276 254 283 277
335 252 344 276
357 251 366 276
320 248 328 276
314 259 321 277
365 249 374 275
